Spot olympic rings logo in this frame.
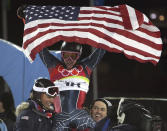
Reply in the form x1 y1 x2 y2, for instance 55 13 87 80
58 65 83 76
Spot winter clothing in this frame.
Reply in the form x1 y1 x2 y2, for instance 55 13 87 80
0 112 15 131
39 47 105 130
40 48 105 113
0 119 8 131
94 117 114 131
52 109 95 131
14 100 55 131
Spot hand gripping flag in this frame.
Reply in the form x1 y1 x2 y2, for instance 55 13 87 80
22 4 163 65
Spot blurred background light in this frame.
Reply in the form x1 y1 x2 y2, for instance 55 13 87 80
159 15 165 21
150 13 157 19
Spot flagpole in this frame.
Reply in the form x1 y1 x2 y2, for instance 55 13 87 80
1 0 8 40
91 48 99 100
90 0 99 100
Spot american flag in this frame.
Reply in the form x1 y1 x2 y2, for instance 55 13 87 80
22 4 163 65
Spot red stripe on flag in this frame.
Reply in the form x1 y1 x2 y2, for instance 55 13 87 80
95 6 120 12
80 10 121 17
97 43 159 65
135 9 144 27
24 21 161 52
119 4 133 30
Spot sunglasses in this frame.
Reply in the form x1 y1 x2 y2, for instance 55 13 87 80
61 51 80 60
33 86 59 97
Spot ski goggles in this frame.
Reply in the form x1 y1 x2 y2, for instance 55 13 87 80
61 51 80 60
33 85 59 97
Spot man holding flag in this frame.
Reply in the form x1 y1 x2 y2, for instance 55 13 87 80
39 41 105 130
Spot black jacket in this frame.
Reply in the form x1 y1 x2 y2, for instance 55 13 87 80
94 117 114 131
0 112 15 131
14 100 54 131
93 117 137 131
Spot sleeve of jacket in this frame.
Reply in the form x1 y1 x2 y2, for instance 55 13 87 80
81 48 106 70
39 48 61 68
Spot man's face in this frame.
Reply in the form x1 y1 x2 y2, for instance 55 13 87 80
91 101 107 122
61 51 80 69
40 93 55 111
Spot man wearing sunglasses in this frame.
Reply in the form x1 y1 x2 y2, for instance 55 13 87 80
39 41 105 130
14 78 59 131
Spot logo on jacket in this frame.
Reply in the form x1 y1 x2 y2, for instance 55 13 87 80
58 65 83 76
21 116 29 120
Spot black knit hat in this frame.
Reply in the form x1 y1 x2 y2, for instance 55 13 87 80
91 98 113 118
94 98 112 109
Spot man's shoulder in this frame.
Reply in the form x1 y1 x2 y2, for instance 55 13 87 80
16 101 35 117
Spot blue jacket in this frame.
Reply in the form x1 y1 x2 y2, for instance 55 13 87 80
0 119 8 131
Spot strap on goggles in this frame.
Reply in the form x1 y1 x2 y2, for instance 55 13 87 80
33 85 59 97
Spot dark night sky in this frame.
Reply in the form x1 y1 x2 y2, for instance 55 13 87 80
1 0 167 99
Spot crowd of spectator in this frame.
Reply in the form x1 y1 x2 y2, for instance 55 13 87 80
0 80 166 131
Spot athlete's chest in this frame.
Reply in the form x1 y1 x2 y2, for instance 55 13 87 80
49 64 90 92
49 64 87 80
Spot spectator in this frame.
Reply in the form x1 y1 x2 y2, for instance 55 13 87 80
14 78 59 131
0 119 8 131
115 98 162 131
90 98 117 131
0 92 16 131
